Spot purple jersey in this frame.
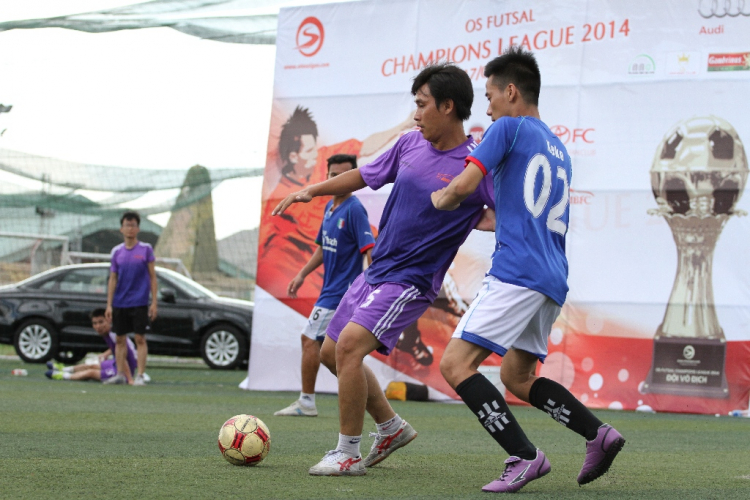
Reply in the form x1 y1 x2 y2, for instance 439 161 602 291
110 241 155 308
359 130 495 300
103 331 137 375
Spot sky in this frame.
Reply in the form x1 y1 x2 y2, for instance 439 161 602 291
0 1 334 239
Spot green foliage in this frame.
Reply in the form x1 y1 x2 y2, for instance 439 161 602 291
1 358 749 499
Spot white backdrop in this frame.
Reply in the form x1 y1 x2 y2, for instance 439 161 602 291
243 0 750 414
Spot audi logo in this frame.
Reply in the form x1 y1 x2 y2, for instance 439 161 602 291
698 0 750 18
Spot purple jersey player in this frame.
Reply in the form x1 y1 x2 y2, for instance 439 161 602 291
275 154 375 418
273 63 495 476
432 47 625 493
45 308 137 382
105 211 157 386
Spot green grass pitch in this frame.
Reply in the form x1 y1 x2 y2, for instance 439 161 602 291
1 357 749 499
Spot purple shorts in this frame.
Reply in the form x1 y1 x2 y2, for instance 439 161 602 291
100 359 117 381
326 274 431 355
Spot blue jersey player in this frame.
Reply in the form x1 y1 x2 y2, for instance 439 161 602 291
275 154 375 418
432 47 625 493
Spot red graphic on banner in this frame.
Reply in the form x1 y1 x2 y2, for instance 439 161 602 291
295 16 325 57
550 125 595 144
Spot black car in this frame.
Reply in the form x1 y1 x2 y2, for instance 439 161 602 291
0 263 253 369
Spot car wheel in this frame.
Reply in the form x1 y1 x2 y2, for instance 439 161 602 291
55 350 87 364
200 324 248 370
13 319 59 363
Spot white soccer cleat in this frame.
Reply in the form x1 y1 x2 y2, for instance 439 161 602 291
363 420 418 467
102 374 127 385
308 450 365 476
133 375 146 386
274 400 318 417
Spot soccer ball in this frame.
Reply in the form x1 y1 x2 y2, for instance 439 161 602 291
217 414 271 466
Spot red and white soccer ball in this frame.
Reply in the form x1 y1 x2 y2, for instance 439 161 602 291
218 414 271 466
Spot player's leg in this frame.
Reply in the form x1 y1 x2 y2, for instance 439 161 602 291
103 307 132 385
276 306 333 417
70 367 101 381
510 298 625 485
133 306 149 385
445 276 551 493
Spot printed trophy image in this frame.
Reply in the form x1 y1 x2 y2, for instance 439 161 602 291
645 116 747 398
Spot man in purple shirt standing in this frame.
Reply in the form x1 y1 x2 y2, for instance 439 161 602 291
104 211 157 386
46 308 137 382
274 63 495 476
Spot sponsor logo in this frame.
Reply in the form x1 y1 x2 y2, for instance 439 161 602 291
295 16 325 57
550 125 594 145
478 401 510 433
684 345 696 360
628 54 655 75
436 173 455 183
508 465 532 486
698 0 750 18
543 398 571 425
666 51 701 75
707 52 750 71
570 188 594 205
469 125 484 142
699 24 724 34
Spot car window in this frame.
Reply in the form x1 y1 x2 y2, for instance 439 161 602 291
157 275 183 300
58 268 109 294
34 278 61 291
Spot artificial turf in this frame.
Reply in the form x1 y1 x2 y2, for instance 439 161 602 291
1 357 749 499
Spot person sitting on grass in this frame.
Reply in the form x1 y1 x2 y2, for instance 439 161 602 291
45 308 137 382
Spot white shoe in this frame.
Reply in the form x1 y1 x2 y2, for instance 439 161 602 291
274 399 318 417
102 374 127 385
134 375 146 386
308 450 365 476
142 373 151 383
363 420 418 467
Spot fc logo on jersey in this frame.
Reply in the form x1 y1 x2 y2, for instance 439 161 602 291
295 16 325 57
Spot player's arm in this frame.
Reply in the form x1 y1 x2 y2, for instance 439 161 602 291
106 271 117 321
148 261 158 321
363 247 373 268
474 207 496 231
288 246 324 299
273 169 367 216
98 348 112 363
431 161 485 211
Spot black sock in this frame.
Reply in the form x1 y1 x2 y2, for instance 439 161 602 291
529 377 603 441
455 373 537 460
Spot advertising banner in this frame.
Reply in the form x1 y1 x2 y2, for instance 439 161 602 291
243 0 750 415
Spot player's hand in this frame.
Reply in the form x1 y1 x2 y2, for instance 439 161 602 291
272 189 313 216
287 274 305 299
474 207 496 232
105 305 113 321
149 302 158 321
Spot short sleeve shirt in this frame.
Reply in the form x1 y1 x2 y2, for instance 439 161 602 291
359 130 495 301
314 196 376 309
110 241 155 308
467 116 571 306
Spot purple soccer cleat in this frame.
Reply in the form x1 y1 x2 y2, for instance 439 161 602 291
482 450 551 493
577 424 625 485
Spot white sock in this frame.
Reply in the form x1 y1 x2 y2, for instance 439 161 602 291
62 372 72 380
337 433 361 457
377 414 403 435
299 392 316 407
63 366 74 373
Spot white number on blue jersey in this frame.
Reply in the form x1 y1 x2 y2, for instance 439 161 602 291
523 153 570 235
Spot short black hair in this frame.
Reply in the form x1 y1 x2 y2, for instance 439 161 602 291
120 211 141 226
411 64 473 121
279 106 318 175
90 308 106 319
484 46 541 106
326 154 357 172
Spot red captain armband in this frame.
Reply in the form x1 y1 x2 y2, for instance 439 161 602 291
465 156 488 176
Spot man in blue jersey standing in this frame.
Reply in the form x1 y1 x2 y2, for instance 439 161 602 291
432 47 625 493
104 211 158 386
274 63 495 476
275 154 375 417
